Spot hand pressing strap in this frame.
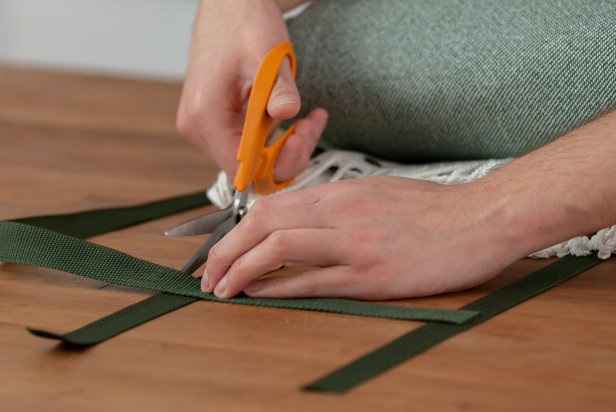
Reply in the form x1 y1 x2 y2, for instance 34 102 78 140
3 190 607 393
0 220 478 346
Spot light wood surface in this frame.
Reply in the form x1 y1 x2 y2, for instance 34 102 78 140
1 66 615 412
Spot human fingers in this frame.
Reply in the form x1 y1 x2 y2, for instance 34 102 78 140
266 58 300 120
176 73 246 178
248 181 334 213
273 108 328 182
242 266 371 299
212 228 349 298
203 205 327 292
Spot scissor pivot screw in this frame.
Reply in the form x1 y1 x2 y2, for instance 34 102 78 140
236 206 248 222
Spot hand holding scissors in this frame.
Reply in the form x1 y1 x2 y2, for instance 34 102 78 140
166 41 305 276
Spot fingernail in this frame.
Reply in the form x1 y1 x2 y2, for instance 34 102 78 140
244 281 264 295
214 275 228 297
201 270 209 292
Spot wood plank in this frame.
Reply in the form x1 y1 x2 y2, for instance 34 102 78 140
1 65 615 411
0 65 181 136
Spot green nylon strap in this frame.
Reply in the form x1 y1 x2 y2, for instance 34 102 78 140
0 221 478 335
29 294 197 345
3 190 608 393
4 192 478 346
304 254 604 392
11 189 212 345
11 190 213 345
15 190 211 239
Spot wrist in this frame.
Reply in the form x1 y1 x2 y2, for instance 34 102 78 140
456 177 529 265
466 170 553 262
470 162 592 261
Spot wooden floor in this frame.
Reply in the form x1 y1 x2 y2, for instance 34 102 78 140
1 66 615 412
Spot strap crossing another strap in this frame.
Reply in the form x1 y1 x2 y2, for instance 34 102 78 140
0 221 478 339
1 203 479 345
0 190 608 393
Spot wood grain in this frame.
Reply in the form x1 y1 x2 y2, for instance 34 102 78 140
1 66 615 412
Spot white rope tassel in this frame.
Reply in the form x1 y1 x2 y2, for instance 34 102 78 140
592 226 616 259
207 150 379 209
530 225 616 259
207 150 615 259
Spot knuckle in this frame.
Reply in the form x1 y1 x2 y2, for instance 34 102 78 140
299 190 322 206
175 110 192 138
241 210 264 231
229 254 248 277
207 243 225 263
297 271 318 295
250 197 270 211
185 99 203 123
176 97 215 142
267 231 291 255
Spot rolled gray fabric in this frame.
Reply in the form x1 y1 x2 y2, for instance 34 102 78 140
287 0 616 162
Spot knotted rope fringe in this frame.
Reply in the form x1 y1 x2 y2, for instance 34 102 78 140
208 150 616 259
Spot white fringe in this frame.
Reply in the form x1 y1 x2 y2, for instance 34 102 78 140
207 150 615 260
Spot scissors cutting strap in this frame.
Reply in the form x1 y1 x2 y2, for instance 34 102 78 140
164 207 232 237
179 217 237 275
5 190 608 394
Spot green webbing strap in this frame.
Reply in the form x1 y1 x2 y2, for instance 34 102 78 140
305 254 604 392
2 191 608 392
28 294 197 345
15 190 211 239
0 221 479 342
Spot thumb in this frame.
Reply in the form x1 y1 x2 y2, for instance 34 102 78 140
266 58 301 120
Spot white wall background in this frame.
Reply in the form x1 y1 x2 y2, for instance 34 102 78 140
0 0 200 79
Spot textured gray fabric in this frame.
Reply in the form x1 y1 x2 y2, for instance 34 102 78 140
287 0 616 162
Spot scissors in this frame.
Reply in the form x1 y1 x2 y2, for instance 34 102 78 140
165 41 299 275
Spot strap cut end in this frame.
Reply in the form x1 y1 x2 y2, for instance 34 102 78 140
28 327 105 349
27 327 64 340
27 327 105 346
302 382 347 394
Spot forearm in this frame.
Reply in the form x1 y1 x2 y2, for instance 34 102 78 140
479 110 616 257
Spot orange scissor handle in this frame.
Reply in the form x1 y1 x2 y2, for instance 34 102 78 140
252 121 298 194
233 40 298 195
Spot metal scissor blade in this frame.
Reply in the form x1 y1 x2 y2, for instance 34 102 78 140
179 216 236 275
164 207 233 237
